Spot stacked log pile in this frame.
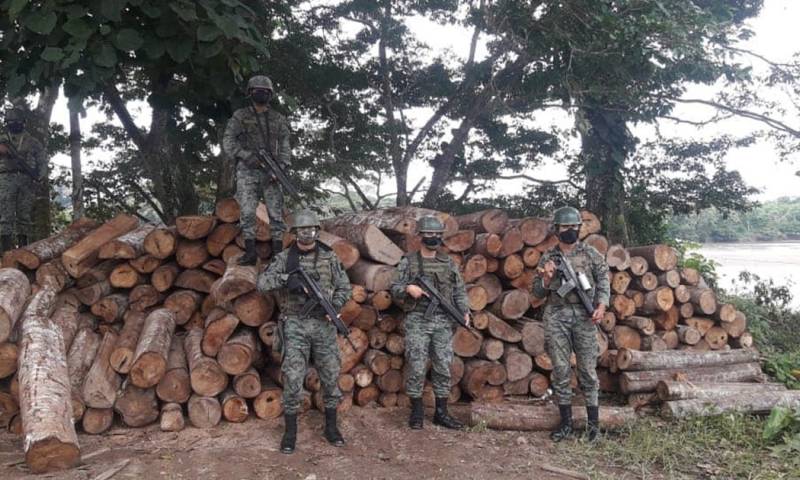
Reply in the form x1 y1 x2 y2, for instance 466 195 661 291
0 202 774 470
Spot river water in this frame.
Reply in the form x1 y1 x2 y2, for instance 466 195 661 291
695 241 800 308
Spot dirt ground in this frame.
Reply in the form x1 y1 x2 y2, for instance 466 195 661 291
0 405 618 480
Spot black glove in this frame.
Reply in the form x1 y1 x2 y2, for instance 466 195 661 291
287 273 305 294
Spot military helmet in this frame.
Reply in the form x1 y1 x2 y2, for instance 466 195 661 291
5 108 25 122
553 206 582 226
247 75 274 91
418 215 445 234
292 209 320 229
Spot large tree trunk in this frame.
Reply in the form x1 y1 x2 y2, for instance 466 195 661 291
0 268 31 343
68 101 84 220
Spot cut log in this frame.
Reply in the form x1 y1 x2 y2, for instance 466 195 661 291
485 257 499 273
129 309 176 388
457 209 509 235
354 385 380 406
376 369 403 393
652 306 678 331
233 290 274 327
81 407 113 435
364 349 391 376
631 272 658 291
206 223 240 258
185 328 228 397
599 311 616 333
477 338 504 361
471 233 502 257
91 293 129 323
626 245 678 272
520 248 542 269
338 373 355 393
443 230 476 253
202 310 240 357
351 365 374 388
611 295 636 319
684 316 715 336
610 325 641 351
583 234 609 256
713 303 737 323
337 327 369 373
486 312 523 342
519 320 546 356
679 267 701 286
687 287 717 315
656 330 679 349
176 215 217 240
497 253 524 280
218 329 258 375
143 226 178 259
324 209 417 236
617 348 760 371
66 328 101 420
17 286 79 474
460 359 507 401
130 254 161 274
176 240 210 269
253 380 283 419
98 224 155 259
704 326 729 350
75 259 118 288
109 312 146 374
619 362 764 393
82 331 121 409
629 256 648 276
731 331 753 348
175 269 217 293
257 321 278 348
605 244 630 271
470 403 635 431
320 222 402 266
164 289 203 326
312 230 360 269
722 310 747 338
187 394 222 428
502 346 533 382
347 259 395 292
677 325 702 346
215 197 240 223
678 302 695 319
368 328 388 350
498 226 524 258
657 270 680 288
466 285 488 311
75 279 111 307
0 268 31 343
220 389 249 423
490 289 529 320
619 316 655 336
471 310 489 330
129 284 162 312
579 210 602 239
369 290 393 311
663 391 800 419
62 214 139 278
233 367 262 399
656 381 786 402
2 218 96 270
673 285 691 304
611 271 631 294
50 294 84 352
639 287 674 314
35 259 72 292
475 274 502 304
452 326 483 358
353 305 377 331
160 403 185 432
152 262 181 292
156 335 191 403
625 290 645 309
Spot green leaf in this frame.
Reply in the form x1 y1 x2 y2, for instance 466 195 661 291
100 0 126 22
64 5 88 19
40 46 65 62
142 36 165 59
24 11 58 35
197 24 222 42
166 37 193 63
99 24 112 35
764 407 793 441
170 1 198 22
140 3 162 18
113 28 143 51
6 74 26 96
199 38 224 58
93 42 118 68
8 0 28 17
62 17 94 39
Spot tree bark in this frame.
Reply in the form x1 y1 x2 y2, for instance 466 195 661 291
619 362 764 394
0 268 31 343
470 403 635 431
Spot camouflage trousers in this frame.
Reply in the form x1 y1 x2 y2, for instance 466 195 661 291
404 312 454 398
235 163 286 242
544 304 599 406
280 315 341 415
0 172 34 236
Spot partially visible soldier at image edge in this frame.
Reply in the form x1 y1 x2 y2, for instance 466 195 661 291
390 215 470 431
531 206 610 442
223 74 291 265
256 209 352 454
0 107 45 252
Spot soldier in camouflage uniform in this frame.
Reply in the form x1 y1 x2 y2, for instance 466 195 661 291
0 107 45 251
257 209 352 454
531 206 610 442
223 75 291 264
391 216 469 430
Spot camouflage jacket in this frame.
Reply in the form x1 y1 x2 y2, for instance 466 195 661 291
532 242 611 308
0 131 45 178
222 105 290 169
390 251 470 317
257 243 352 318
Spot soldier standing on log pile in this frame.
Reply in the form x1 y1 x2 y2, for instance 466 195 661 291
0 107 45 251
532 206 610 442
391 215 470 430
223 75 291 264
257 209 352 454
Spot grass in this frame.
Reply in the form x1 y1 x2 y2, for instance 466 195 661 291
555 414 800 479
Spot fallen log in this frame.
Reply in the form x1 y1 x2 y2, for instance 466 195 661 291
82 330 122 409
98 224 155 260
0 268 31 343
662 391 800 418
470 403 636 431
616 348 760 371
2 218 96 270
619 362 764 394
129 309 176 388
62 214 139 278
655 381 787 401
185 328 228 397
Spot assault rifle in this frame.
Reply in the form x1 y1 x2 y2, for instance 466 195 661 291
414 275 480 338
552 250 595 315
290 265 357 350
256 148 302 202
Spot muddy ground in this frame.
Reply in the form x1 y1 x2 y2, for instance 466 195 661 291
0 405 626 480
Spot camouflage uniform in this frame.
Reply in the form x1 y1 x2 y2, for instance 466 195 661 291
0 130 44 238
391 251 469 398
257 244 352 415
222 106 291 244
532 242 610 407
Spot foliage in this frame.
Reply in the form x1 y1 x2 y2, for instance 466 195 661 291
560 414 800 479
763 406 800 459
669 239 720 288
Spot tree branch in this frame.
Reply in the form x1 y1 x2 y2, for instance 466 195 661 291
103 84 147 149
666 96 800 137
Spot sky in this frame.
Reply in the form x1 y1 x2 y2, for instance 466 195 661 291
45 0 800 203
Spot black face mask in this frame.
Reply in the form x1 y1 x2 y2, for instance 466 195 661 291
251 90 271 105
422 236 442 248
6 122 24 134
558 228 579 244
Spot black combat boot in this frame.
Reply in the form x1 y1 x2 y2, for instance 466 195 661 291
323 407 345 447
16 234 27 248
433 397 464 430
271 238 283 255
238 238 257 265
550 404 573 442
0 234 13 253
409 397 424 430
280 413 297 454
586 405 600 442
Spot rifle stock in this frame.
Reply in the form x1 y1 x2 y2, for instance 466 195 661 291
291 266 357 350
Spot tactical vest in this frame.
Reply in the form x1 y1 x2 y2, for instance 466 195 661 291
404 251 455 315
0 133 31 172
282 245 336 317
237 108 282 162
546 243 596 306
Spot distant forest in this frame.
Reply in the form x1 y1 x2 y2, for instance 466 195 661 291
667 197 800 243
